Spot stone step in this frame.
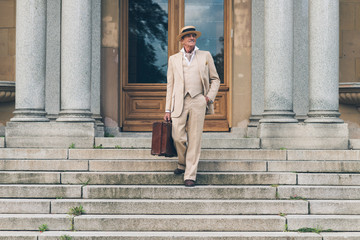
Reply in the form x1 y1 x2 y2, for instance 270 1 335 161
0 185 82 198
61 172 296 185
1 199 359 216
309 200 360 215
269 161 360 173
0 214 69 231
0 172 60 184
88 159 267 172
2 231 360 240
37 231 323 240
0 231 325 240
278 186 360 200
0 200 50 214
321 232 360 240
3 159 360 173
287 150 360 161
68 149 287 160
83 185 277 199
0 159 88 171
95 137 260 149
73 215 286 231
0 148 67 160
287 215 360 232
51 199 308 215
298 173 360 185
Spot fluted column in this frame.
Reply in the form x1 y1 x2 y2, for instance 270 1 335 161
260 0 297 123
57 0 94 122
11 0 48 122
305 0 343 123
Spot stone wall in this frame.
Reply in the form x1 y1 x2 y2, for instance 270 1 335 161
0 0 15 132
232 0 252 133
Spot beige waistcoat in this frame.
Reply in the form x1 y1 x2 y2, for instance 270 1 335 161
183 56 203 98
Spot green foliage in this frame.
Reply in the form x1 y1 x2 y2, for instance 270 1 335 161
115 145 122 149
279 147 287 150
93 144 103 149
69 143 75 149
271 184 278 187
275 191 280 200
290 195 307 201
297 226 333 234
38 224 48 232
284 223 289 232
68 205 85 216
104 132 114 138
60 235 72 240
279 212 286 217
77 177 91 186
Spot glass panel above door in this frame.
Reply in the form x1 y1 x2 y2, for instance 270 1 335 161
185 0 224 83
128 0 168 83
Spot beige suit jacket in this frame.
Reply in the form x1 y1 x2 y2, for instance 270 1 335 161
165 50 220 118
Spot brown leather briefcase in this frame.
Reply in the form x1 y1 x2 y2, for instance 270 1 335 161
151 121 177 157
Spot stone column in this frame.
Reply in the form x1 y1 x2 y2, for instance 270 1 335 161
57 0 94 122
248 0 265 136
11 0 48 122
260 0 297 123
305 0 343 123
91 0 105 136
45 0 61 121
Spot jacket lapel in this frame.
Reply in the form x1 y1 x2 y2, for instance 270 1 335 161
174 53 184 82
195 51 206 87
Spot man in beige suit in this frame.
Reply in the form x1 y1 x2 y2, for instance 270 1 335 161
164 26 220 187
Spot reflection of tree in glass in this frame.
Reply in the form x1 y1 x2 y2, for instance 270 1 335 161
212 36 224 83
128 0 168 83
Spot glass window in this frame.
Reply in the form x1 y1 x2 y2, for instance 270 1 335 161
185 0 224 83
128 0 168 83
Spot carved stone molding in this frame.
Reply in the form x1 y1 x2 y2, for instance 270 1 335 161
339 82 360 111
0 81 15 103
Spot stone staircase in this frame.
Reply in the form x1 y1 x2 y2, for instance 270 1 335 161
0 136 360 239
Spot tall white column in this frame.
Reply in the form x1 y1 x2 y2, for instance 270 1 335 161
305 0 343 123
57 0 94 122
260 0 297 123
11 0 48 122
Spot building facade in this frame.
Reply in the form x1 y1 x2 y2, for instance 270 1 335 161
0 0 359 149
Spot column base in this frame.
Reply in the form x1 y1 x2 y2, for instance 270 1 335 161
305 111 344 123
56 109 94 122
259 110 298 123
10 109 49 122
247 115 262 137
5 121 95 148
93 114 104 137
259 122 349 149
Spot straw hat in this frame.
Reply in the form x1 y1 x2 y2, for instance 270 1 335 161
176 26 201 41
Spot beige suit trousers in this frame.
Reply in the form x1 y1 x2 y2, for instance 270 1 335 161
172 93 207 181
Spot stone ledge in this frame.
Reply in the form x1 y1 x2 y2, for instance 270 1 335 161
261 138 349 150
83 185 276 200
287 215 360 232
51 199 308 215
34 231 322 240
5 122 95 148
259 123 349 149
74 215 286 231
349 139 360 149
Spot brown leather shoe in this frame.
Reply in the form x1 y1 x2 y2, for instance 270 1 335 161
184 179 195 187
174 168 185 175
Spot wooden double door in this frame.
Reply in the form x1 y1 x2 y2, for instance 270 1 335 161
120 0 231 131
